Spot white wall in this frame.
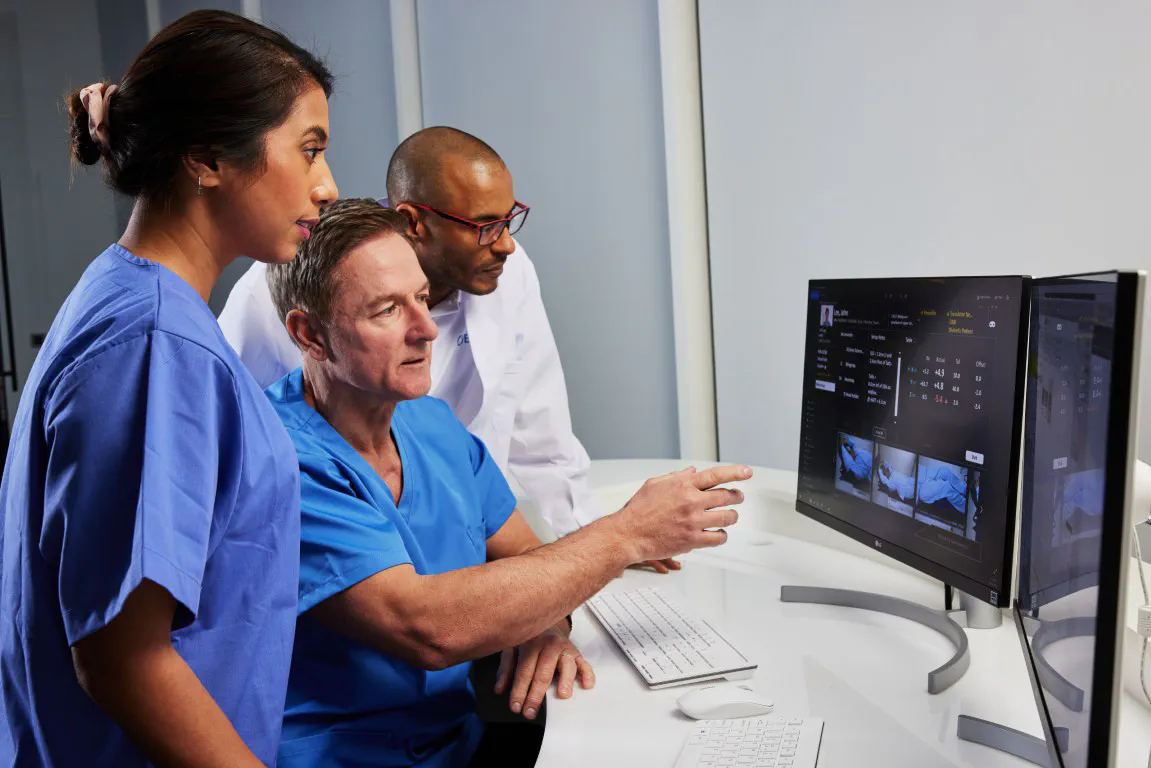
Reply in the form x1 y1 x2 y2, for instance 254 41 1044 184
416 0 680 459
700 1 1151 469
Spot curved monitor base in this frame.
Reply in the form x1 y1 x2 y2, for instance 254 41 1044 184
957 714 1067 767
779 585 969 693
1030 616 1092 713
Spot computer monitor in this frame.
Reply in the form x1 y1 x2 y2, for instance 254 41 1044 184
1015 271 1145 768
796 276 1030 607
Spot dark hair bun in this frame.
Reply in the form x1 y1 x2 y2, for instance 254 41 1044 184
63 10 332 203
67 88 103 166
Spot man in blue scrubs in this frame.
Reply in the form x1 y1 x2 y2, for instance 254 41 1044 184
264 199 750 767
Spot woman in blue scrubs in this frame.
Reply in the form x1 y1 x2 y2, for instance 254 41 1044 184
0 10 337 766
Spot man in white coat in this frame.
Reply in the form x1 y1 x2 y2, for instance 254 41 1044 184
218 126 678 572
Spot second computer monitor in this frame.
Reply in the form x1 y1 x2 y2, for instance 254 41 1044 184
796 276 1030 606
1015 271 1145 768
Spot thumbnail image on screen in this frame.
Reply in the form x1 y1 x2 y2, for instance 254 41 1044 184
873 445 917 517
914 456 969 537
1053 468 1104 548
835 432 874 500
796 276 1028 605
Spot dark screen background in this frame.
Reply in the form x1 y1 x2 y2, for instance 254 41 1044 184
1016 275 1121 768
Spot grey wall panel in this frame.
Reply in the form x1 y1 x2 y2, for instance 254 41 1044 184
159 0 240 26
0 0 120 419
417 0 679 459
211 0 400 315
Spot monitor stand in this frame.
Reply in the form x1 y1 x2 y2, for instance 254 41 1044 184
950 589 1002 628
956 615 1080 765
956 716 1067 767
779 585 975 692
1028 615 1091 711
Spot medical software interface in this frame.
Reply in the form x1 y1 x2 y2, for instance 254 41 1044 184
797 277 1027 601
1017 276 1122 768
1020 280 1116 609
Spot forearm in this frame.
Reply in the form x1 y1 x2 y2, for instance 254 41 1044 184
317 466 748 671
419 517 632 664
75 644 262 768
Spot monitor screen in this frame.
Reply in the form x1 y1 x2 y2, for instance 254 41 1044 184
1016 271 1143 768
796 276 1029 605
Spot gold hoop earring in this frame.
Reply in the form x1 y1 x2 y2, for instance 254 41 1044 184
197 176 204 196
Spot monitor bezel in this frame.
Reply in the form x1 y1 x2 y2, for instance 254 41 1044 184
1013 269 1144 768
794 275 1032 607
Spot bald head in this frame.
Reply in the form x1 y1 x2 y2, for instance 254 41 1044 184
386 126 505 207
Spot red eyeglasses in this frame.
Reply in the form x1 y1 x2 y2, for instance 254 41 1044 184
405 201 530 246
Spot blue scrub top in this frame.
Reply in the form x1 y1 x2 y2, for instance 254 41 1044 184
0 245 301 766
266 369 517 768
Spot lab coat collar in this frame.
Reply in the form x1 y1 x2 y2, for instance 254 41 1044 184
429 289 462 319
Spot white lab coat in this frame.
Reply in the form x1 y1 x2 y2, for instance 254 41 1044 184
217 240 603 537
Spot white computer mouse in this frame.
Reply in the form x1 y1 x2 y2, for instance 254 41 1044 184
676 683 775 720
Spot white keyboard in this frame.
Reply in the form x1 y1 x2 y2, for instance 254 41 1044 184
674 716 825 768
585 586 756 689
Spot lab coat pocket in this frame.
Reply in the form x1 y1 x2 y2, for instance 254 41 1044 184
489 358 528 458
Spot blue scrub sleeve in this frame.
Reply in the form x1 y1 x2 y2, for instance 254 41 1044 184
466 432 517 539
296 453 414 614
41 333 242 645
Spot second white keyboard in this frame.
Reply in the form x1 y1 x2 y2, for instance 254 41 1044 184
675 716 825 768
585 586 756 689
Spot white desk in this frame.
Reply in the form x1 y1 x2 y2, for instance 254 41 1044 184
531 460 1151 767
